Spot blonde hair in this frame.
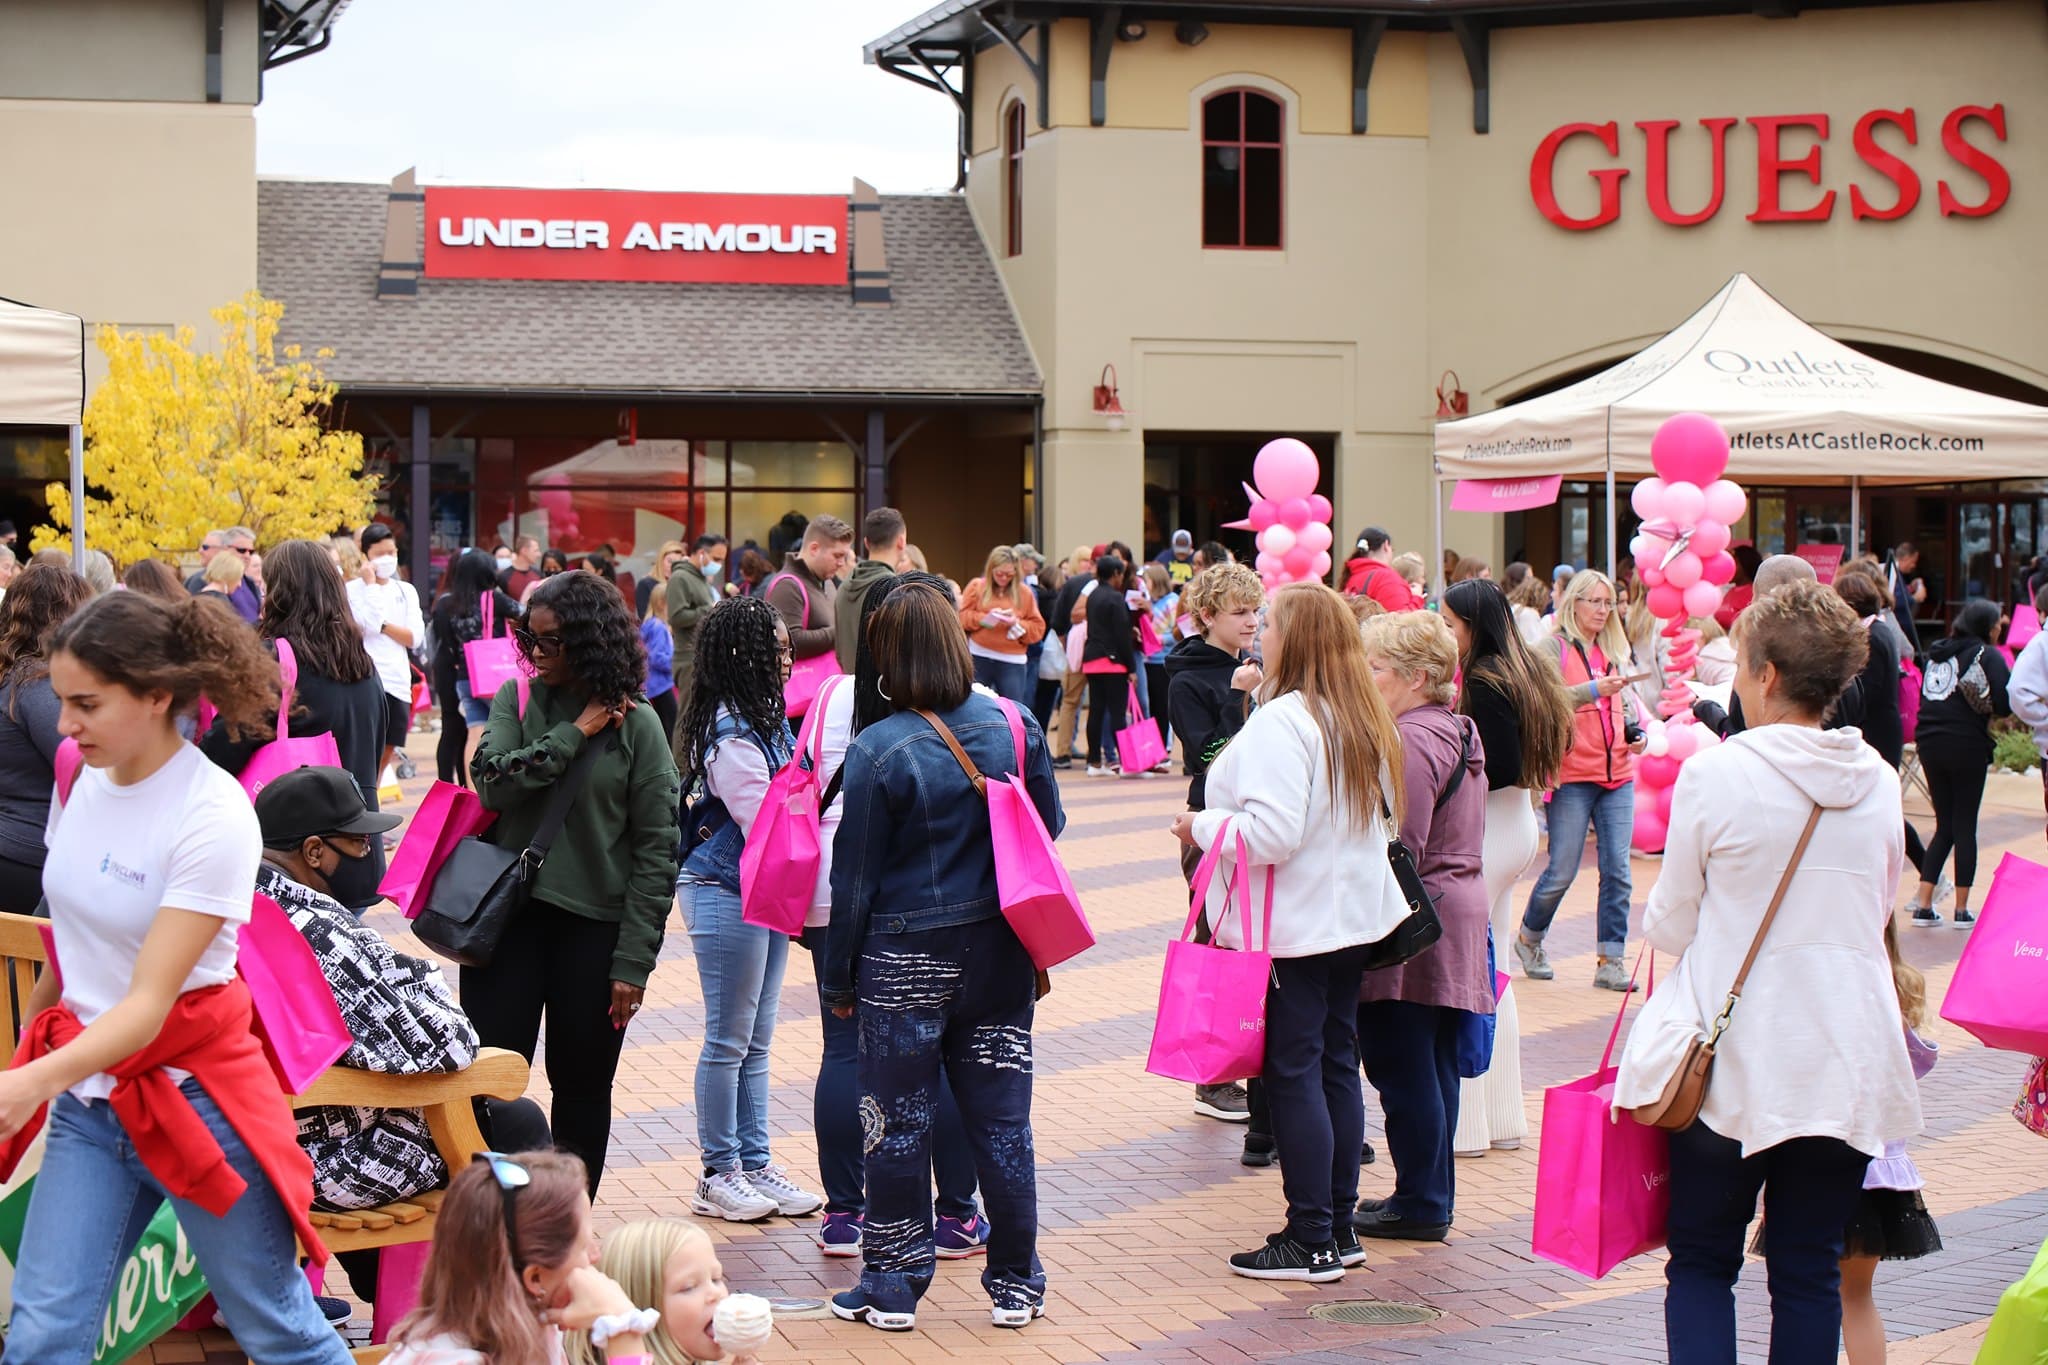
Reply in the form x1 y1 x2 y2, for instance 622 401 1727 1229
1264 582 1405 829
1348 594 1387 628
1885 914 1927 1030
1066 544 1095 576
652 540 686 582
1142 563 1171 600
330 535 363 578
1182 563 1264 629
1451 556 1490 583
646 579 669 624
1390 552 1426 588
902 544 929 573
565 1220 711 1365
975 545 1026 612
1508 574 1551 613
1361 610 1459 706
204 550 245 589
1556 569 1632 666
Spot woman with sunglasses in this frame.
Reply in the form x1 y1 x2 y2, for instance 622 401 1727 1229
465 570 680 1200
431 549 524 784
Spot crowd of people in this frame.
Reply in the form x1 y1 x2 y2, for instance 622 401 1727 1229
0 504 2026 1364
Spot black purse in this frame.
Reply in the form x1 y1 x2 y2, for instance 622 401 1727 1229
1361 728 1470 972
416 732 614 967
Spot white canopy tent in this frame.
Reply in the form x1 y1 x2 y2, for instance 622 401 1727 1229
0 297 87 569
1432 273 2048 581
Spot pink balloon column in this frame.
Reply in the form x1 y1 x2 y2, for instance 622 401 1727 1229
1223 438 1334 588
1627 413 1744 854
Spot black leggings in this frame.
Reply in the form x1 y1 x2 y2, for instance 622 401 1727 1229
647 688 678 744
1085 672 1130 767
1921 745 1991 888
436 685 468 786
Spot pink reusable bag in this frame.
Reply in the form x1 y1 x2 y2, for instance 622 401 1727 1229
2011 604 2043 654
740 675 843 936
988 699 1095 969
1531 951 1670 1278
767 573 844 718
1145 824 1273 1085
463 593 523 705
1116 683 1168 774
1941 852 2048 1054
235 639 343 799
380 780 497 918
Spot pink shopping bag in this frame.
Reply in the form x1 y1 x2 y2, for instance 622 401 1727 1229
464 593 523 707
988 699 1095 969
1941 852 2048 1054
1116 683 1168 774
741 675 843 936
1531 951 1670 1278
2012 604 2043 654
767 573 844 718
244 892 351 1093
1145 824 1273 1085
380 780 497 918
237 639 344 799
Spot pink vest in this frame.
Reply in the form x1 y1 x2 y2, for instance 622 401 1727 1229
1556 636 1634 789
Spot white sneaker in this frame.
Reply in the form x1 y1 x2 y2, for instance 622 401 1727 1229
691 1170 778 1222
1086 765 1110 776
743 1163 824 1216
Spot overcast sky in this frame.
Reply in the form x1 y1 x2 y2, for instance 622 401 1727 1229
255 0 958 193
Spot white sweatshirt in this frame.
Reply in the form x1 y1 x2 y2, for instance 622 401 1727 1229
1189 692 1409 958
2009 632 2048 757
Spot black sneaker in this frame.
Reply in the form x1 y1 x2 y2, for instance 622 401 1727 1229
1910 905 1942 928
1240 1133 1277 1168
1353 1199 1450 1242
1332 1224 1368 1268
315 1295 353 1325
1362 1138 1376 1166
1228 1234 1344 1282
1953 907 1976 930
1051 756 1073 770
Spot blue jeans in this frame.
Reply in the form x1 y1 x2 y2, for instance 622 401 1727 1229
971 654 1031 708
856 918 1043 1316
5 1080 350 1365
1522 780 1633 957
1665 1122 1870 1365
682 879 789 1173
1357 999 1461 1226
453 679 490 726
808 938 977 1219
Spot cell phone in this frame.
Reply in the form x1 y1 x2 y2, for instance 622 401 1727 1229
1621 670 1656 685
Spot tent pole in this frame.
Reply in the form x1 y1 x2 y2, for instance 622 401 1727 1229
1850 476 1862 557
1604 461 1617 584
1433 473 1446 598
68 424 84 572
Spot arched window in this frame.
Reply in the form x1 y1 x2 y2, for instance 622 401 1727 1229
1004 100 1026 257
1201 89 1283 249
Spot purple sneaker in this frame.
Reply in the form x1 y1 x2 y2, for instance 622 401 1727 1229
816 1211 863 1257
935 1212 991 1259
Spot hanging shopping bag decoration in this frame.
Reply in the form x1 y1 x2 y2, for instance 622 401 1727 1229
767 573 844 718
1146 824 1272 1085
379 780 498 918
1531 951 1671 1279
235 639 344 799
1115 682 1169 774
463 592 524 707
240 893 351 1093
1941 851 2048 1055
740 676 843 936
986 699 1094 969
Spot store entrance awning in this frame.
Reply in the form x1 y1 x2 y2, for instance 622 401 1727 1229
0 296 84 427
1432 273 2048 487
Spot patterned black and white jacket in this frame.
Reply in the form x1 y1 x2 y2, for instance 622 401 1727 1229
258 864 480 1211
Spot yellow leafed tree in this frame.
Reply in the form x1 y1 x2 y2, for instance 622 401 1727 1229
33 291 375 564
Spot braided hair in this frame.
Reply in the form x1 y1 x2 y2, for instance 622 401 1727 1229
675 595 790 786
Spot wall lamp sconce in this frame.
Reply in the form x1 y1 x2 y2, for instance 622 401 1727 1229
1434 370 1469 419
1117 17 1148 40
1175 20 1209 45
1093 364 1130 432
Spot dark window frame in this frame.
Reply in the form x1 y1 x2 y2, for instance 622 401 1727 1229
1201 88 1285 251
1004 100 1026 257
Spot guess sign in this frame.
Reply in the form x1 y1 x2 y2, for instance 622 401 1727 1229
423 187 848 285
1530 104 2009 230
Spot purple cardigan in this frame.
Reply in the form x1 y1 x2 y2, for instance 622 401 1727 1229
1358 703 1494 1014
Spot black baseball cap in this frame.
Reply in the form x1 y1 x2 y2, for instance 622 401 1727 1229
255 766 403 849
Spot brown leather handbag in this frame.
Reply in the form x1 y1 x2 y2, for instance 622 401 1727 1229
1633 805 1823 1133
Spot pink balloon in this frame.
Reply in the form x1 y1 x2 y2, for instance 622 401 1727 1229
1278 498 1312 531
1630 478 1667 521
1665 724 1700 761
1689 519 1731 559
1247 499 1277 532
1312 550 1332 579
1307 494 1333 524
1297 522 1333 554
1702 479 1748 526
1633 812 1668 854
1261 524 1298 557
1702 551 1737 586
1638 562 1666 589
1651 412 1731 487
1655 780 1675 820
1637 532 1674 567
1648 584 1685 620
1638 754 1681 788
1662 481 1706 528
1282 546 1314 578
1254 438 1320 502
1663 551 1703 590
1682 580 1723 620
1255 551 1283 578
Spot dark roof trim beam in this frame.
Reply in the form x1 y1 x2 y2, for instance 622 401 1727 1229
1451 15 1489 133
981 12 1049 128
1090 5 1119 126
1350 16 1386 133
205 0 225 102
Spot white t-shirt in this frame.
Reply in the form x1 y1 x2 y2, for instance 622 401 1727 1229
43 743 261 1101
347 576 426 701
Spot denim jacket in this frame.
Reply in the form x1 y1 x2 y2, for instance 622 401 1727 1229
679 712 792 893
821 692 1064 1008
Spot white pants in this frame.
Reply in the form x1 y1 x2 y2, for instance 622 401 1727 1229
1453 787 1540 1152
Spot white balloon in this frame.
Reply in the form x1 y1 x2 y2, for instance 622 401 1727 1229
1645 732 1670 758
1260 524 1297 557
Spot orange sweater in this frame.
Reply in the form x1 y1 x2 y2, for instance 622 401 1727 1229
959 579 1047 657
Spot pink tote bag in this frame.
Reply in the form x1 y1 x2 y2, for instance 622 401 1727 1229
1942 852 2048 1054
380 780 497 918
1531 952 1670 1278
988 699 1095 969
740 676 843 936
1116 683 1168 774
242 892 351 1093
767 573 843 718
1145 824 1273 1084
237 639 343 799
463 593 523 706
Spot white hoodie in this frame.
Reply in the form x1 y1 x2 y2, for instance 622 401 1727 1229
1190 692 1409 958
2009 631 2048 757
1613 724 1923 1158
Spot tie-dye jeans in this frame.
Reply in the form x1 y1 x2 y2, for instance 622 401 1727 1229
855 916 1046 1316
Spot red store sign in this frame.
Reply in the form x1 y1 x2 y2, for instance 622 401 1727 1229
423 187 848 285
1530 103 2009 230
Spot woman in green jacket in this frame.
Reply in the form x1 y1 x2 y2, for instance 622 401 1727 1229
467 569 681 1198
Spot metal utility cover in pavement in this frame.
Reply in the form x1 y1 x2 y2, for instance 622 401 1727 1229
1308 1299 1443 1326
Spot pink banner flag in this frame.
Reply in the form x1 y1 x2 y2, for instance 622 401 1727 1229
1451 476 1563 513
1793 543 1846 584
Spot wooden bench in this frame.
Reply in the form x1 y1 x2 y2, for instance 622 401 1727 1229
0 909 530 1362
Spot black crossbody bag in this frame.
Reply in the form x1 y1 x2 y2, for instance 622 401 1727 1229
1362 727 1470 973
416 733 615 967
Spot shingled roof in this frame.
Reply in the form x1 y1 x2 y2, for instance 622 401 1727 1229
258 179 1041 399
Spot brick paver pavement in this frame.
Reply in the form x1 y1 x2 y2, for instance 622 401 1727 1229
130 743 2047 1363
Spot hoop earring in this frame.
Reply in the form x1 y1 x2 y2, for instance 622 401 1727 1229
876 677 892 701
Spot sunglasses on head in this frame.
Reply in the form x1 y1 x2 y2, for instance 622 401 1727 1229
472 1151 531 1266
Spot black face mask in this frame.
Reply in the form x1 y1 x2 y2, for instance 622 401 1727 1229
318 840 383 910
